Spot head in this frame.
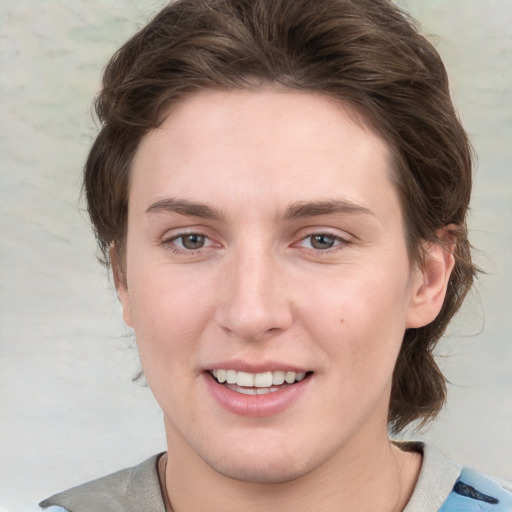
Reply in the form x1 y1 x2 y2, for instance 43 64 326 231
84 0 476 436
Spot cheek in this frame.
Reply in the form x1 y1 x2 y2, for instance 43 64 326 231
127 277 209 414
126 269 212 374
129 259 214 325
304 268 411 371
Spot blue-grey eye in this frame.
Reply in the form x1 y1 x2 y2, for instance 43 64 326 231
179 234 205 250
309 234 337 250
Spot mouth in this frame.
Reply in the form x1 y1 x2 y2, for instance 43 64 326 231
209 369 313 395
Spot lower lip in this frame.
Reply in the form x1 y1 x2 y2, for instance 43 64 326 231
204 373 311 417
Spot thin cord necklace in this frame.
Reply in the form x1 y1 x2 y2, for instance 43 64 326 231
158 453 173 512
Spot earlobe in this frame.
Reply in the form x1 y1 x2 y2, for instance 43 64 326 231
406 229 456 329
110 244 133 328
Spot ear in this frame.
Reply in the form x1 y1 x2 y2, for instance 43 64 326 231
110 244 134 328
406 228 456 329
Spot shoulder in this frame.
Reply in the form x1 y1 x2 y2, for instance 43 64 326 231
39 453 165 512
401 442 512 512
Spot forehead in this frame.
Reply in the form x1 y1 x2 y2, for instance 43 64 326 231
130 87 398 221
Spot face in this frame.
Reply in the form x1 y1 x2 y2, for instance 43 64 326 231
118 87 438 483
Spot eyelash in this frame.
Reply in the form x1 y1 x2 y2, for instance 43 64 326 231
162 230 350 256
162 232 215 255
297 232 351 255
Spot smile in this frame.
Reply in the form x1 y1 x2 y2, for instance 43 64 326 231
205 368 313 416
210 369 309 395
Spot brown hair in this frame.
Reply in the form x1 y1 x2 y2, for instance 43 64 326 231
84 0 477 432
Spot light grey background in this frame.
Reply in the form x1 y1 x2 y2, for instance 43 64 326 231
0 1 511 511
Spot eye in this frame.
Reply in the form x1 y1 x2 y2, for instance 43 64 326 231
309 234 337 250
161 230 221 258
303 233 343 250
173 233 207 250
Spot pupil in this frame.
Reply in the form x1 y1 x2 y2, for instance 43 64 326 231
182 234 205 249
311 234 334 250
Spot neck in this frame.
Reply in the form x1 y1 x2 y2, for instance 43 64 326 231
160 421 421 512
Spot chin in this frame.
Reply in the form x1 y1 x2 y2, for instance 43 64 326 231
208 457 312 484
200 440 319 484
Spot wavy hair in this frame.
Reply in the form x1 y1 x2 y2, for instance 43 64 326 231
84 0 477 432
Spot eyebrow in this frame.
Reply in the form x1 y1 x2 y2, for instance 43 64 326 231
145 198 223 220
283 199 374 219
145 197 373 221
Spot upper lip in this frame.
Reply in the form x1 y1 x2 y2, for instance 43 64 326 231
204 359 311 373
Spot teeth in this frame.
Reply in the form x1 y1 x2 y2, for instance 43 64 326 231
211 369 308 388
236 371 254 387
284 372 296 384
226 385 282 395
226 369 237 384
272 371 285 385
232 386 258 395
216 369 227 383
254 372 272 387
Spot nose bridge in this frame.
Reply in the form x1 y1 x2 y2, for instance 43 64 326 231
217 241 291 340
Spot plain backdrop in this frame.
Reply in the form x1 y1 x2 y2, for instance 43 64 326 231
0 1 511 511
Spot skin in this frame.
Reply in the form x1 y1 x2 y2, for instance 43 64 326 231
116 87 454 511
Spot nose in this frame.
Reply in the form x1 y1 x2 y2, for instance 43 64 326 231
215 247 293 341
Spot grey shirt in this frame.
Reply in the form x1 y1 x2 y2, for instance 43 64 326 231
40 444 512 512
